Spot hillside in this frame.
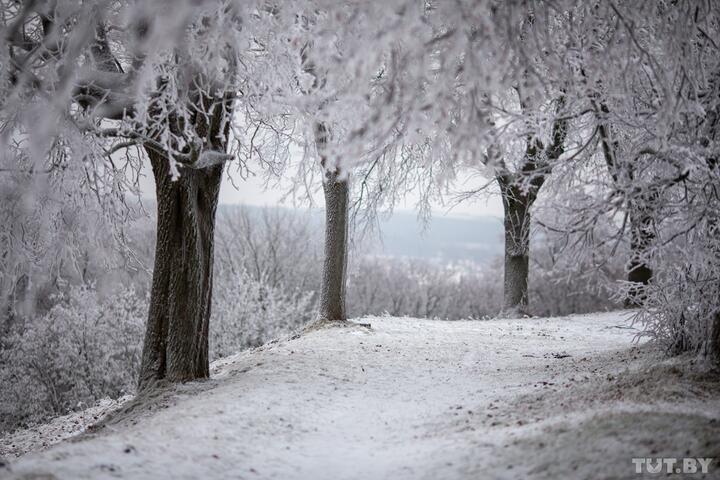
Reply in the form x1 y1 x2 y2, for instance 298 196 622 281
2 312 719 479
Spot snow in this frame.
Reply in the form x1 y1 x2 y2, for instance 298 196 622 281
2 312 719 479
0 396 132 458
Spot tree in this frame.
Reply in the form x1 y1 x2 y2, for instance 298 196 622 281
315 122 350 321
0 1 260 389
589 82 657 307
494 94 567 315
276 3 441 322
139 89 233 387
530 1 720 364
300 37 350 322
439 7 573 316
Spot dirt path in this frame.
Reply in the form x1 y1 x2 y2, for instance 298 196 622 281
3 312 719 479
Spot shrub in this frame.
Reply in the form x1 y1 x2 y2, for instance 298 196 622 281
210 269 316 359
0 285 145 432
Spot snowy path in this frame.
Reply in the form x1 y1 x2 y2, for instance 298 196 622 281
3 312 719 479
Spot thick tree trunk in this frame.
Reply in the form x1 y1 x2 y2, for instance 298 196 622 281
138 151 223 390
500 180 532 317
625 204 655 307
319 169 349 321
137 87 231 390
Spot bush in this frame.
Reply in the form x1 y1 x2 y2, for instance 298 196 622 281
637 227 720 363
210 269 316 359
347 257 502 319
0 285 145 432
348 251 616 320
528 232 622 318
0 269 317 432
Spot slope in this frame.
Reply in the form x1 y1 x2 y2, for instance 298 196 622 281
2 312 719 479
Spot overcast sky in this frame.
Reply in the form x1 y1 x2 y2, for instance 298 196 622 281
138 158 504 219
217 172 504 219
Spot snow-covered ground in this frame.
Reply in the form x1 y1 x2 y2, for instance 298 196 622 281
2 312 719 479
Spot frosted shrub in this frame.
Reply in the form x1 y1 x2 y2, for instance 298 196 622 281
528 229 624 318
637 229 720 363
0 270 315 432
209 207 320 358
347 254 614 320
0 286 145 432
346 257 497 319
210 269 316 359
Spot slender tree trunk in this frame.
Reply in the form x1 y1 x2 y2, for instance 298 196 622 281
138 153 223 390
709 313 720 367
499 179 533 316
319 168 349 321
703 74 720 366
594 100 654 308
491 97 563 318
625 200 655 307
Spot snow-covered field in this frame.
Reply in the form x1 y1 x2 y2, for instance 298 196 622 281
2 312 719 479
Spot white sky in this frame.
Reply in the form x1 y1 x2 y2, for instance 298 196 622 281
139 162 504 219
217 172 504 219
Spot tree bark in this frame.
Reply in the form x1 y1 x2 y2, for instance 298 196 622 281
138 88 231 390
625 191 658 308
709 313 720 367
138 153 223 390
594 100 655 308
624 199 655 307
319 168 349 321
499 179 533 316
702 73 720 366
492 95 564 318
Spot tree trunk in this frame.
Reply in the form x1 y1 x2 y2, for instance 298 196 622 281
319 169 349 321
500 180 532 317
709 312 720 367
625 202 655 307
138 151 223 390
593 99 654 308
